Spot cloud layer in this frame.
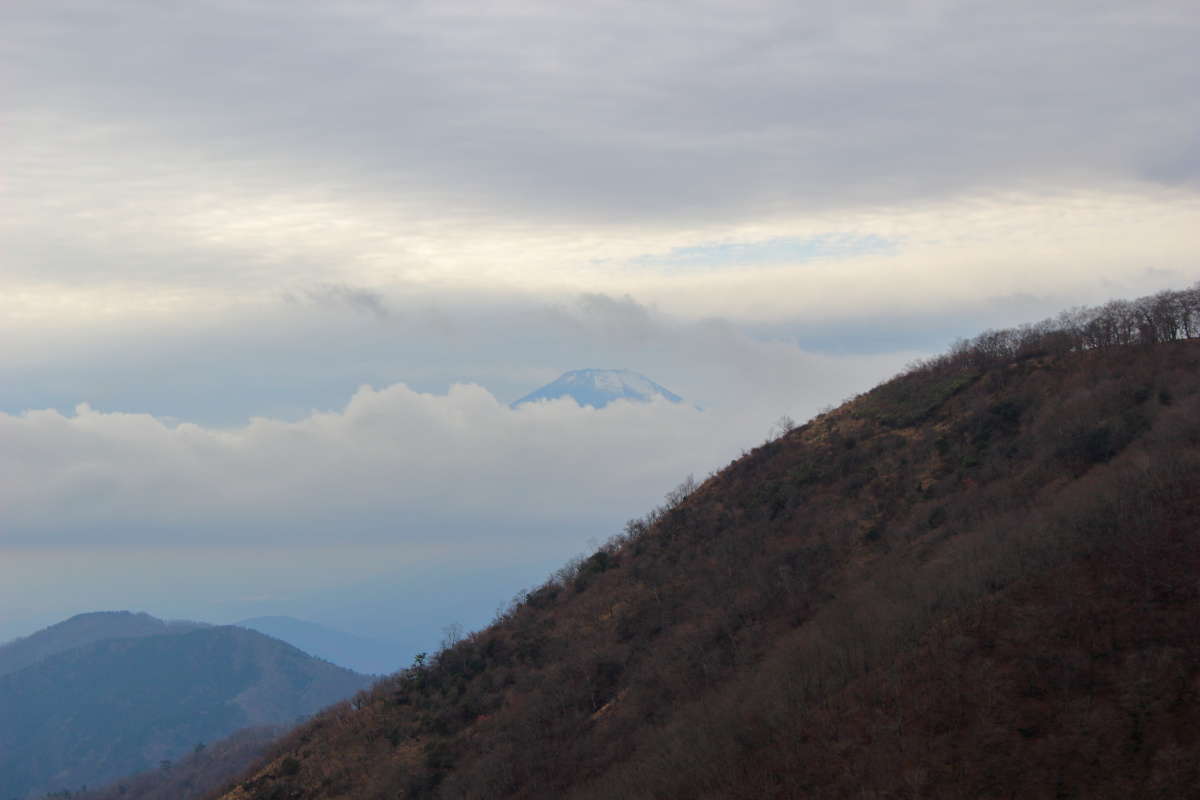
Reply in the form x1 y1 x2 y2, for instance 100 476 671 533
9 1 1199 223
0 327 910 549
4 1 1199 324
0 384 707 545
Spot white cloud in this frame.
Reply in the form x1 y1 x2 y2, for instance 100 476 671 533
0 384 721 547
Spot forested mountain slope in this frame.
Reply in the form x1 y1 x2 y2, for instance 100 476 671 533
219 289 1200 799
0 626 371 799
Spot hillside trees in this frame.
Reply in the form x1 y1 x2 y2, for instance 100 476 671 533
75 726 284 800
214 285 1200 800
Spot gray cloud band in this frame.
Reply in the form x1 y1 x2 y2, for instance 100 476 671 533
3 0 1197 236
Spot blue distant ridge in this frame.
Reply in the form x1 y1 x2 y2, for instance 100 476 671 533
511 369 684 409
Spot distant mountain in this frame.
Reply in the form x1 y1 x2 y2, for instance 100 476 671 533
236 616 408 675
0 610 206 679
0 623 372 799
511 368 684 409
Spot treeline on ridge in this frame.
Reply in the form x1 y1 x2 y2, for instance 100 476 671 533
915 282 1200 373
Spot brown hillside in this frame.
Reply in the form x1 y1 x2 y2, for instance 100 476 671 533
79 726 284 800
216 289 1200 799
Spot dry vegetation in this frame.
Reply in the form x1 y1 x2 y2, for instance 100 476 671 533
71 726 284 800
213 286 1200 799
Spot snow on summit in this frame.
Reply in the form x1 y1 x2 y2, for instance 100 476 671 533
511 369 685 409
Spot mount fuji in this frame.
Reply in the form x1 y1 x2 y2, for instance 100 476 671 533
511 369 685 409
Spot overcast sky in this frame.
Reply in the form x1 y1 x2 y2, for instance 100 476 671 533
2 0 1198 648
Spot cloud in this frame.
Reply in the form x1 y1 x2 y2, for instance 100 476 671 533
9 2 1199 222
288 284 393 319
3 1 1199 321
0 289 925 427
630 235 897 270
0 384 726 549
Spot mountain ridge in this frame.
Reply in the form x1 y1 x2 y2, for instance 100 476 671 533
236 616 408 676
212 285 1200 799
0 610 208 679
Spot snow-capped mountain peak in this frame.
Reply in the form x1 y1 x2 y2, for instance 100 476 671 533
511 369 684 409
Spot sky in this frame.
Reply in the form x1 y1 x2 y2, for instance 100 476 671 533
2 0 1199 650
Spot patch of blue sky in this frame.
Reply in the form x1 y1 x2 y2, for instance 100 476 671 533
629 233 897 271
